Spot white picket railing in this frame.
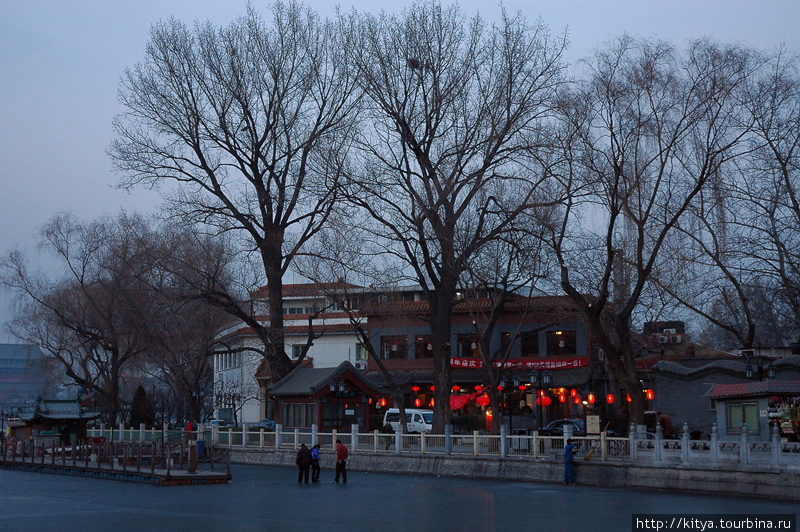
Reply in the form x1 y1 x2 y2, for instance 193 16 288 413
86 421 800 470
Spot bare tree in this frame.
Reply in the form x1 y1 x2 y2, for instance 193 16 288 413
549 37 759 426
342 2 567 431
2 213 157 423
110 2 361 383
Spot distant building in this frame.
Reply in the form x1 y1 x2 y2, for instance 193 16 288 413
0 343 62 414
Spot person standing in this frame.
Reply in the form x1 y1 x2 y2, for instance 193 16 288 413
296 443 312 484
333 439 348 484
657 412 675 439
310 444 321 483
563 438 577 485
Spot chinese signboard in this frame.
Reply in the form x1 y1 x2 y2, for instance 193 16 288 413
450 357 588 370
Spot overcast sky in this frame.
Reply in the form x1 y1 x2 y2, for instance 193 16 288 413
1 0 798 341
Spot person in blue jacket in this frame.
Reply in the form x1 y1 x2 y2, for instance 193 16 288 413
310 444 321 483
564 438 577 485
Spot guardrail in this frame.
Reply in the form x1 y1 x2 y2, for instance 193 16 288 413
85 422 800 470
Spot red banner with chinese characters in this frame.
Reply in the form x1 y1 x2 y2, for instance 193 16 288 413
450 357 588 370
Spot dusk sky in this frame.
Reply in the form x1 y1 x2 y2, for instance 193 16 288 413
1 0 799 341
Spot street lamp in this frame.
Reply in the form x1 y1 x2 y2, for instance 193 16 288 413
741 349 776 381
529 368 553 430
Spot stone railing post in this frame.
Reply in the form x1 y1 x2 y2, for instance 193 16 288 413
600 430 607 462
445 425 453 456
740 423 749 465
394 427 401 454
771 424 780 466
629 423 637 460
710 424 718 465
500 424 508 458
275 424 282 450
311 424 318 448
680 423 690 464
351 424 359 452
654 423 663 463
211 424 218 446
119 422 125 442
533 431 539 459
139 423 146 442
242 423 249 447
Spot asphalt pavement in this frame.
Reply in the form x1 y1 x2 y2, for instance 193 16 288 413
1 464 797 531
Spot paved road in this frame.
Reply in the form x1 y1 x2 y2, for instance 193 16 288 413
1 464 797 531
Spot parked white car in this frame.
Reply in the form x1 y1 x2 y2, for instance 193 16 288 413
383 408 433 434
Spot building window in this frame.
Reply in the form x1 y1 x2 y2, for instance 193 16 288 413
521 331 539 357
356 343 369 361
321 403 344 426
381 336 408 359
726 402 759 435
546 330 576 357
281 403 317 428
415 335 434 359
457 335 480 358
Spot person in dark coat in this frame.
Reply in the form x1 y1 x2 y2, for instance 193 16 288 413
333 439 348 484
310 444 321 483
563 438 577 485
296 443 312 484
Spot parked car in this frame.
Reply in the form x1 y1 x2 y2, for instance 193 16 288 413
539 418 616 437
383 409 433 434
206 419 235 428
251 419 275 430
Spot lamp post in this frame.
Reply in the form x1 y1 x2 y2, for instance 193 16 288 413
741 349 776 381
529 368 553 431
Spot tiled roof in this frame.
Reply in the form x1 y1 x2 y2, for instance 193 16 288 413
251 282 363 300
18 398 100 421
706 380 800 399
363 295 582 317
652 355 800 378
269 361 381 397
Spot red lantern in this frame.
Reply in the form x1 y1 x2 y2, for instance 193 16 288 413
415 398 421 407
646 389 654 400
607 394 614 404
369 397 373 404
430 385 435 391
380 397 387 407
626 394 632 403
536 396 552 407
570 388 577 397
587 393 595 404
429 398 434 407
476 394 491 407
411 386 420 393
559 393 566 403
474 385 483 391
452 385 460 392
574 395 581 405
518 385 527 391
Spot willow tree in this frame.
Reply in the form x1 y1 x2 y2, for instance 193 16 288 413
110 2 360 383
343 2 566 431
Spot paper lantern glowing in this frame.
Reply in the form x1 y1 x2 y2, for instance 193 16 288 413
452 385 460 392
415 398 421 407
570 388 577 397
574 395 581 405
626 394 632 403
607 394 614 404
380 397 387 407
411 386 420 393
646 389 654 400
559 393 566 403
587 393 595 404
536 396 552 407
476 394 491 407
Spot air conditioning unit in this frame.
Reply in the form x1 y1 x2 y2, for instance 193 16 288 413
658 336 669 344
355 361 367 370
663 328 677 335
671 336 682 344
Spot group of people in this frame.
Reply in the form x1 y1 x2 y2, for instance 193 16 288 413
296 439 348 484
